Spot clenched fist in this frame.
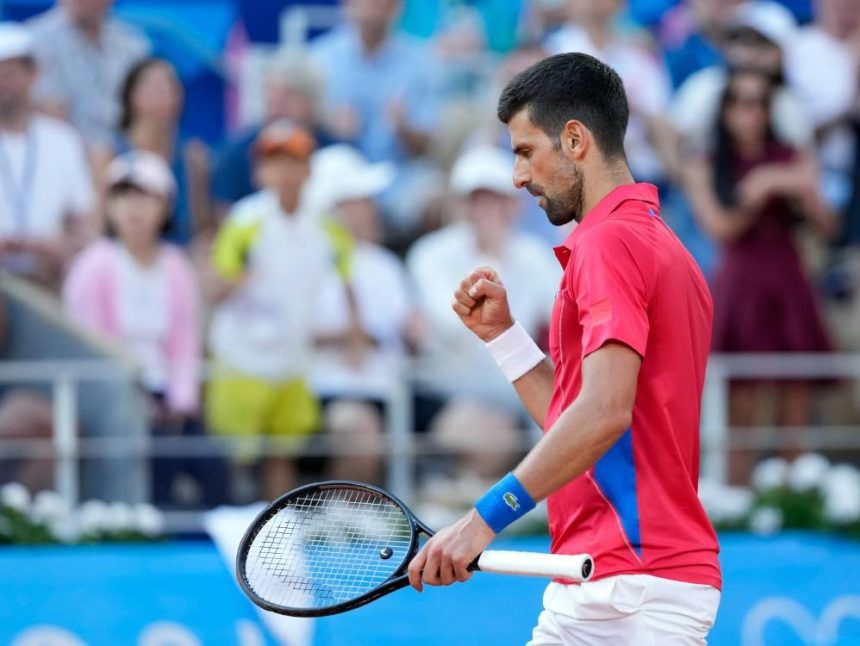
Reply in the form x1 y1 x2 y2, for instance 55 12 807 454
451 267 515 342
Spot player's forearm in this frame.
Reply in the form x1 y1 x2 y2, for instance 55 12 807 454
512 390 631 502
511 359 555 428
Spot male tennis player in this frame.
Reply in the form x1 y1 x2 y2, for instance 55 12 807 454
407 52 721 644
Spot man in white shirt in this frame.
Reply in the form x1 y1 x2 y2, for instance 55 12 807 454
0 23 96 287
27 0 150 148
407 146 560 484
305 144 417 484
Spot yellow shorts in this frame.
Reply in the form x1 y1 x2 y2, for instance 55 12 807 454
206 365 321 459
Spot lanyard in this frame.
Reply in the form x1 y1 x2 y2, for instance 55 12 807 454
0 126 37 236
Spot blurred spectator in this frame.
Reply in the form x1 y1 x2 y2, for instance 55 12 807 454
205 121 349 500
91 58 211 246
305 144 419 484
212 49 336 216
0 290 53 494
0 23 96 289
311 0 443 236
666 1 813 278
682 68 834 484
63 151 228 507
670 1 813 156
785 0 860 224
406 146 560 483
545 0 677 185
657 0 742 88
27 0 149 149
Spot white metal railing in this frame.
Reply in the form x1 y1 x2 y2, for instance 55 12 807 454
1 354 859 530
702 353 860 482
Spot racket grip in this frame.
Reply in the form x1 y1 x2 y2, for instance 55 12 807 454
475 550 594 582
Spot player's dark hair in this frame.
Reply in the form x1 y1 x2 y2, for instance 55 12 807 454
496 52 629 159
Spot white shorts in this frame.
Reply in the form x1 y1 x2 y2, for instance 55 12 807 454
528 575 721 646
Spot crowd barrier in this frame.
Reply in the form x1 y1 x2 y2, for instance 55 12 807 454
1 353 860 530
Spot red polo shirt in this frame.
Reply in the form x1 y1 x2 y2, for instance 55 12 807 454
545 183 721 589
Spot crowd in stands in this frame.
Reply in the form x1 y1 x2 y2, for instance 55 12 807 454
1 0 859 501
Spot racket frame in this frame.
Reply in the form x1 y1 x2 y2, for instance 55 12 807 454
235 480 430 617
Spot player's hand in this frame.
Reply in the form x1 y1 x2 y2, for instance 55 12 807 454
407 509 495 592
452 267 514 342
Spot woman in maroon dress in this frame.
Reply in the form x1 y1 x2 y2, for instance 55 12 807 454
683 68 835 484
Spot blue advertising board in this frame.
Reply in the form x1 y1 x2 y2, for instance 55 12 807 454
0 533 858 645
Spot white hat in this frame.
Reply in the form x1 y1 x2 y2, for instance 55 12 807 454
729 1 797 50
106 151 176 201
450 146 518 197
0 22 34 62
305 145 394 214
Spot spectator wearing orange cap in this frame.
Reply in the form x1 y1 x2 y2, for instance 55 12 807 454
205 121 353 499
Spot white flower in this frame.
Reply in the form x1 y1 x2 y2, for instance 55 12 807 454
750 506 783 535
48 516 80 543
31 491 71 525
104 502 134 533
752 458 789 491
1 483 31 513
79 500 110 535
787 453 831 492
698 479 753 523
822 464 860 524
132 503 164 537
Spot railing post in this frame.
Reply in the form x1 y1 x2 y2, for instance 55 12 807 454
701 359 729 483
52 374 79 508
386 379 415 505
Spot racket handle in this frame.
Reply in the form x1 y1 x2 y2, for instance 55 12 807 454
475 550 594 582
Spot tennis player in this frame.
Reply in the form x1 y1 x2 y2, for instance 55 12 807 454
407 52 722 644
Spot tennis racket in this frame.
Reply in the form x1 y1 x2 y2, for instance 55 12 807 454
236 480 594 617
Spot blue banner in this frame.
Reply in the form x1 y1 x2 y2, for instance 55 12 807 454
1 533 858 645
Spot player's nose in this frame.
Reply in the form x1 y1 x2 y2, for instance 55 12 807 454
513 163 530 190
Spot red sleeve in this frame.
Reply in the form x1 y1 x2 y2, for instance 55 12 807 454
570 226 652 359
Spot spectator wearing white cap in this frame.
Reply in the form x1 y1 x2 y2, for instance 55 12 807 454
27 0 149 148
0 22 96 288
406 146 560 483
305 144 419 483
63 150 229 507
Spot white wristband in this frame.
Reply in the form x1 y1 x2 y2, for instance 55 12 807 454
485 321 545 383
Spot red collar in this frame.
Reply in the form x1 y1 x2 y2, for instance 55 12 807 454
553 182 658 268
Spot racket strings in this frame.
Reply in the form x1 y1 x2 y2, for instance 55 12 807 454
244 487 413 610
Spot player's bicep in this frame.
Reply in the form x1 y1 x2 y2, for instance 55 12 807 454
579 341 641 425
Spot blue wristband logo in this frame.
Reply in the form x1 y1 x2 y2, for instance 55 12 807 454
503 492 520 511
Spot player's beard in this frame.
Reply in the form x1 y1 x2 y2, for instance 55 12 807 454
533 161 584 226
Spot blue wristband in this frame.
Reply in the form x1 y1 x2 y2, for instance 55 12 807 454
474 472 536 534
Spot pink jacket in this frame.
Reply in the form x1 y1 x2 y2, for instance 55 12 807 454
63 239 201 414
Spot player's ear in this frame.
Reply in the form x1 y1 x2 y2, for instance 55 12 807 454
561 120 588 162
